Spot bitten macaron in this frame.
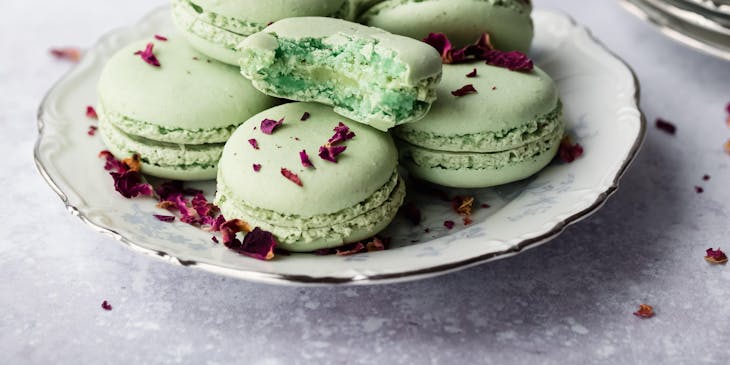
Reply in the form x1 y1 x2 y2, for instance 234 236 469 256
98 35 279 181
361 0 534 52
238 17 443 131
172 0 347 65
215 102 406 252
393 62 564 188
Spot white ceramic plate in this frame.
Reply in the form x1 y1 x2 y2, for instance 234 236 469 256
621 0 730 61
35 6 645 286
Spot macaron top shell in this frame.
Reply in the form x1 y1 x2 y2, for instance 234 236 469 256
189 0 346 23
219 102 398 217
362 0 533 51
396 63 558 137
244 17 443 85
98 35 276 131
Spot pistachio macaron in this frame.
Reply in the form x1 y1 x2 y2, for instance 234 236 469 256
171 0 347 65
215 102 406 252
361 0 534 52
393 62 564 188
97 35 279 181
238 17 443 131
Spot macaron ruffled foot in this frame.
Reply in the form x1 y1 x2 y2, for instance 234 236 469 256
238 17 443 131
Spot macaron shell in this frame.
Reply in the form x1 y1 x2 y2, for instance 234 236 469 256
99 119 220 181
218 102 398 217
245 17 443 84
395 63 559 138
98 34 278 131
399 134 562 188
362 0 534 51
191 0 347 23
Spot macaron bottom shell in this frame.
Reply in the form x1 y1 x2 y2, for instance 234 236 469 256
99 118 221 181
397 125 563 189
215 171 406 252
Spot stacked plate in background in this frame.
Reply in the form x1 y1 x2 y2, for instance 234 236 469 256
621 0 730 60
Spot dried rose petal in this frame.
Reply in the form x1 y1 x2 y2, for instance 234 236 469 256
99 150 128 174
705 248 728 264
86 106 98 119
110 171 153 198
134 43 161 67
154 34 168 41
695 186 704 194
318 145 347 163
655 118 677 135
260 118 284 134
192 193 217 218
253 164 262 172
248 138 259 150
423 33 454 63
481 203 491 209
724 139 730 155
50 47 81 62
211 236 219 244
444 220 455 230
122 154 142 172
559 136 584 163
87 126 98 136
101 300 112 311
703 174 711 181
220 219 252 243
154 214 175 222
466 68 478 78
463 217 473 226
483 50 534 72
223 227 277 261
328 122 356 145
452 196 475 216
451 84 477 97
366 237 386 252
281 168 303 186
300 150 314 168
300 112 311 121
336 242 366 256
403 203 421 225
633 304 655 318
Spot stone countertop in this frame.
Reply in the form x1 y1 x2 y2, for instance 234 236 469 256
2 0 730 364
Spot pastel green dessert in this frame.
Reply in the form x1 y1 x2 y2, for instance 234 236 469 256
361 0 534 52
215 102 405 252
393 63 564 188
238 17 443 131
98 35 279 181
171 0 347 65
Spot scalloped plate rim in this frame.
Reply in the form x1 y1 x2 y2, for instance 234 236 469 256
33 7 647 286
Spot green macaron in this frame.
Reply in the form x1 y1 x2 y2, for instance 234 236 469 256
98 35 279 181
361 0 534 52
171 0 347 65
393 62 564 188
238 17 443 131
215 102 406 252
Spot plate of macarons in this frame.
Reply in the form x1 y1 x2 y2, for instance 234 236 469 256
35 0 646 285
